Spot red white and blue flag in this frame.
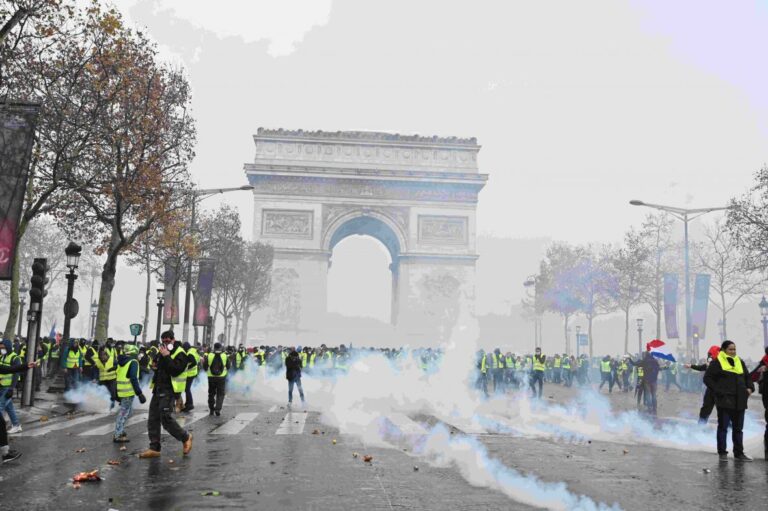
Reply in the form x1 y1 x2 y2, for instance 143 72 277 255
646 339 676 363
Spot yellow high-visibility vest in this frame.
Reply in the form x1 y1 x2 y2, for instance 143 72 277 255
717 352 744 375
116 359 138 398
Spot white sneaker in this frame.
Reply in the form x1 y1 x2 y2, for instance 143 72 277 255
7 425 22 434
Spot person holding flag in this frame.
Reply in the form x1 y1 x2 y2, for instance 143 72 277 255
704 340 755 461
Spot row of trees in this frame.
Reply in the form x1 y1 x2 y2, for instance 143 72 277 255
531 211 766 356
1 2 272 342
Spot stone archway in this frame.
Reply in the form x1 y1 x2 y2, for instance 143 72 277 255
245 129 487 346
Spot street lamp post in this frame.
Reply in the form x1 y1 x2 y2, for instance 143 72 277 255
60 242 82 369
759 295 768 349
636 318 644 357
226 314 233 346
181 185 254 343
87 268 100 340
16 282 28 338
629 200 731 360
156 288 165 342
575 325 581 358
90 301 98 339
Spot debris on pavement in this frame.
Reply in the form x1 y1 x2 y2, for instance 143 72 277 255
269 461 276 465
312 429 320 435
107 460 121 466
75 448 86 453
363 455 373 463
622 449 629 455
702 468 711 474
168 459 175 464
201 491 221 497
72 470 101 483
119 446 127 452
413 465 419 471
72 483 81 490
332 439 337 445
40 416 49 422
352 452 359 458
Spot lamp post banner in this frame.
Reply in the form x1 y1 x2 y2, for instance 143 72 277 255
663 273 679 339
0 102 40 280
163 258 180 324
691 273 711 342
194 259 215 326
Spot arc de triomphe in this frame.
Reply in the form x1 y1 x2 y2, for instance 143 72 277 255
245 128 487 346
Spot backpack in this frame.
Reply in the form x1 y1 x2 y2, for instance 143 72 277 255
210 353 224 376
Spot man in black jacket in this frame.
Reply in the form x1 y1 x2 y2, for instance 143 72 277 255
285 348 305 408
704 340 755 461
139 331 192 459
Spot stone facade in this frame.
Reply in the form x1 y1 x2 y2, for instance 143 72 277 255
245 129 487 346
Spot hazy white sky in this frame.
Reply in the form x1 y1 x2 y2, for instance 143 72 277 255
84 0 768 331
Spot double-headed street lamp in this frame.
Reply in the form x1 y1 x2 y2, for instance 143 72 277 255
523 275 541 350
636 318 644 356
180 185 254 343
629 200 731 359
156 288 165 342
759 295 768 349
226 314 233 346
16 282 28 338
90 301 98 340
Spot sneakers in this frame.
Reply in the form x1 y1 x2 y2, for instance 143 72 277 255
214 410 220 417
182 433 193 455
718 453 728 462
734 453 753 462
7 424 22 434
112 436 130 443
209 409 214 416
139 449 161 459
2 450 22 463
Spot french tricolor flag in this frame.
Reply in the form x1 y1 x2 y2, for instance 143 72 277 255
646 339 676 363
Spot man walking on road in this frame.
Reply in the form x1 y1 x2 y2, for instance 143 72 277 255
202 342 230 416
285 348 305 408
113 344 146 443
140 331 192 459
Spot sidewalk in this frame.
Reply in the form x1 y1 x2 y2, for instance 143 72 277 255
12 391 78 426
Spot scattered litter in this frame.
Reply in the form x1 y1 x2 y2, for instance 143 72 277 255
119 446 127 452
413 465 419 471
566 455 572 459
294 421 299 424
363 455 373 463
72 482 81 490
168 460 175 464
332 439 337 445
75 448 86 453
107 460 120 466
72 470 101 483
622 449 629 455
269 461 276 465
702 468 711 474
587 440 592 444
403 448 408 452
312 429 320 435
352 452 359 458
40 416 49 422
201 491 221 497
321 431 325 435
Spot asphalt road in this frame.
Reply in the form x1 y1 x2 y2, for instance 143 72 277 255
1 382 766 511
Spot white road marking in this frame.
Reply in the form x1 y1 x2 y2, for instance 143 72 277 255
275 411 307 435
20 413 110 437
78 413 149 436
212 413 259 435
142 411 209 435
384 413 429 435
268 405 278 413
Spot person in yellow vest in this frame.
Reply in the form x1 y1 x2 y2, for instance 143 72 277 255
561 355 572 387
202 342 230 416
491 348 505 393
504 351 516 388
113 344 147 443
64 338 81 392
475 349 488 396
94 343 118 410
0 340 23 434
703 340 755 461
83 340 99 382
181 342 200 413
530 347 546 398
139 331 192 458
598 355 614 393
552 354 562 384
619 356 630 392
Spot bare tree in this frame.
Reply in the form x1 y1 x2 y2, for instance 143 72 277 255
608 228 651 354
694 218 764 339
539 243 587 353
639 212 678 338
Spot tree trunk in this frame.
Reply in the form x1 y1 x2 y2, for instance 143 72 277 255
563 314 570 354
94 229 121 341
142 256 150 343
241 301 250 345
655 279 662 339
2 217 29 337
720 290 728 340
623 307 630 354
588 315 594 358
210 294 220 345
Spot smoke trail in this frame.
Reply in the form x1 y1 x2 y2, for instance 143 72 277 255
64 382 112 412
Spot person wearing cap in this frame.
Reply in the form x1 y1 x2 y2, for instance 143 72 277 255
113 344 147 443
704 340 755 461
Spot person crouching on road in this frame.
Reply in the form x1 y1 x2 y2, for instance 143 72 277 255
703 340 755 462
202 342 230 416
139 331 192 459
285 348 305 408
113 344 146 443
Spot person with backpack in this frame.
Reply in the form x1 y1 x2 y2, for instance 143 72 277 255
202 342 230 416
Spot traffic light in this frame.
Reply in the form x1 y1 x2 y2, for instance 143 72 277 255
29 257 48 305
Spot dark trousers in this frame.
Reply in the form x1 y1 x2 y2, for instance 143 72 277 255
716 407 745 456
665 374 682 392
530 371 544 398
184 375 197 409
599 372 613 392
492 370 504 393
643 381 658 415
762 394 768 451
65 368 80 391
100 380 117 405
0 412 7 449
208 377 226 412
147 390 189 451
699 388 715 423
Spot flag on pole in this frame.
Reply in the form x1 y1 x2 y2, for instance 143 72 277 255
48 321 56 339
646 339 676 363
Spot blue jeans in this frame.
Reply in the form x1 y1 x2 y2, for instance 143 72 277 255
0 390 19 427
114 397 134 438
288 377 305 403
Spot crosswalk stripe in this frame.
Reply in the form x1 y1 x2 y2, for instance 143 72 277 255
141 411 209 435
275 411 307 435
438 416 488 435
20 413 110 437
268 405 278 413
212 413 259 435
78 414 149 436
384 413 429 435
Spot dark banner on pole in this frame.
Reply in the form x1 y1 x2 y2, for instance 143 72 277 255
691 273 711 343
163 258 180 325
0 102 40 280
663 273 679 339
193 259 215 326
